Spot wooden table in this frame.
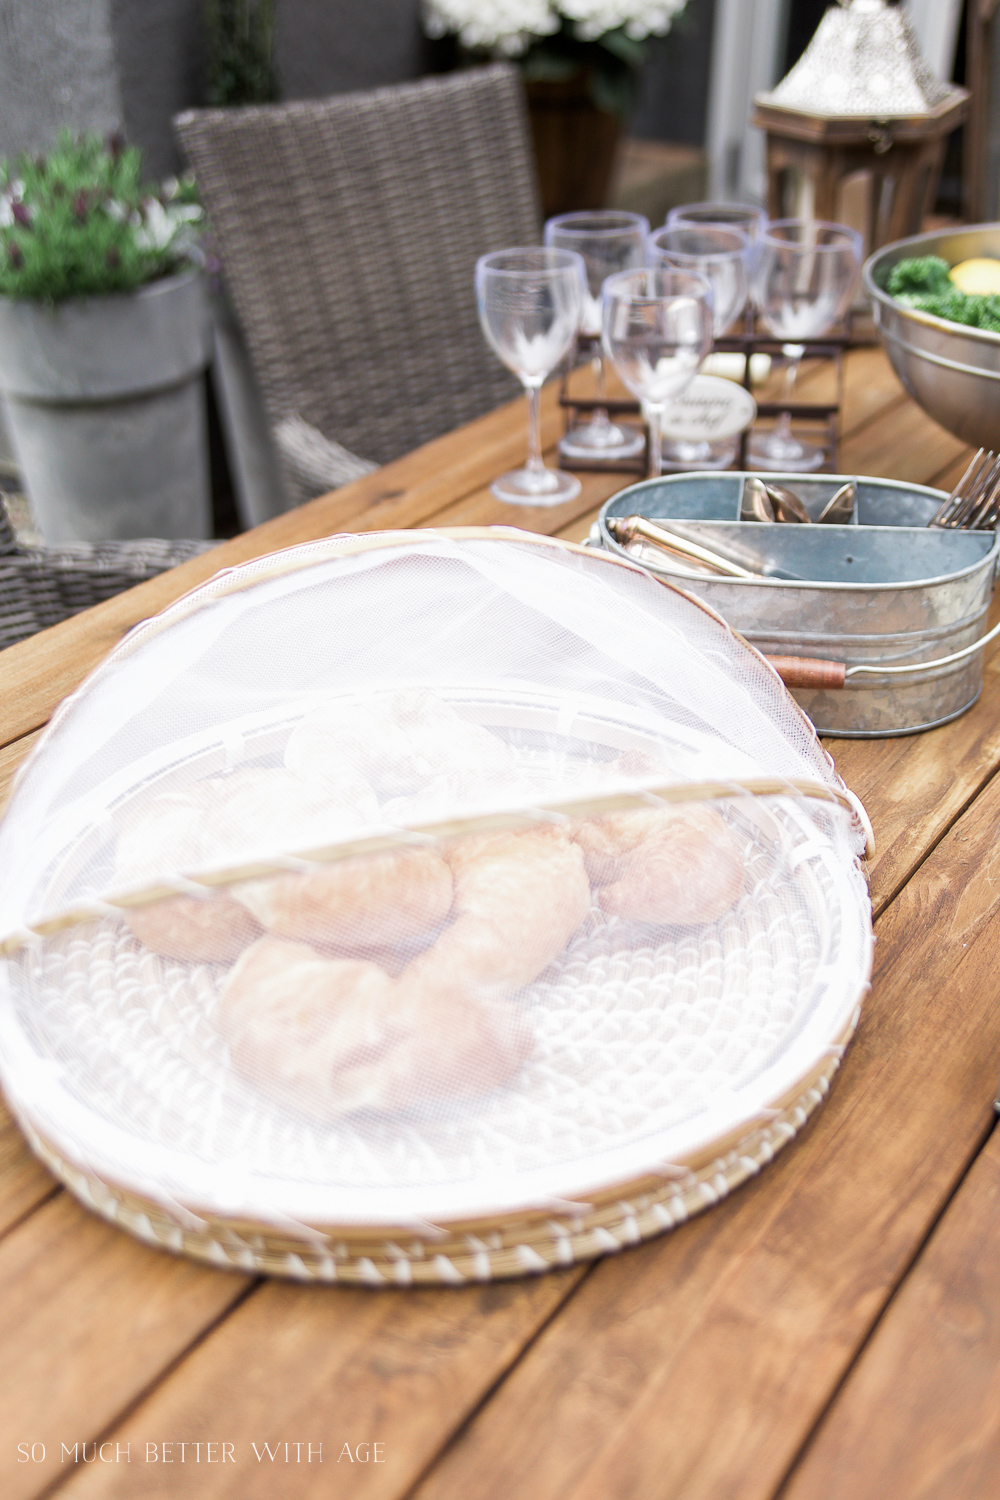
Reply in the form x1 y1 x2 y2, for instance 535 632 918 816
2 347 1000 1500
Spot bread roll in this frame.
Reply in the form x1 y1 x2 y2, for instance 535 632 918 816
236 845 454 958
578 804 743 930
286 689 518 800
219 936 532 1119
115 787 261 962
405 825 592 993
114 766 380 962
203 767 378 858
575 804 743 926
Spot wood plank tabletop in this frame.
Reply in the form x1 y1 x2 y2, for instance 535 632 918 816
1 345 998 1500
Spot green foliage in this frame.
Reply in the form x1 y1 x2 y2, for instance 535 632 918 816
205 0 280 107
597 28 649 70
898 287 1000 334
0 133 203 303
516 21 669 118
888 256 1000 333
885 256 951 297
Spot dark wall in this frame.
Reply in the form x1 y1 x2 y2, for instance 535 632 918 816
111 0 203 178
113 0 423 178
275 0 423 104
783 0 830 74
630 0 716 144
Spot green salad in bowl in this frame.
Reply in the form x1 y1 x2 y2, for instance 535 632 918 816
886 254 1000 333
864 226 1000 450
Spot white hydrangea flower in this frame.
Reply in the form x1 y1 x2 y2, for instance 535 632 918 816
561 0 688 41
422 0 687 48
169 203 204 226
423 0 559 54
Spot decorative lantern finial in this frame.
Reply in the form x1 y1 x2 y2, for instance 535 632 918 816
751 0 968 253
758 0 960 121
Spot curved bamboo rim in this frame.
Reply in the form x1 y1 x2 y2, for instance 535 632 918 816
19 1007 861 1284
0 773 872 957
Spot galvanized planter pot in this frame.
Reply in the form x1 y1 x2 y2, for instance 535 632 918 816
0 268 212 544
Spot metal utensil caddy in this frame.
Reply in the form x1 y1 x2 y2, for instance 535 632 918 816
596 472 999 737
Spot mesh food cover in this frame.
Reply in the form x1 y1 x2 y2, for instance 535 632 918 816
0 530 872 1283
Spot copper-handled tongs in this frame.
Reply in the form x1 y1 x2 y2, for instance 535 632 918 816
606 514 847 691
608 514 804 580
607 515 761 579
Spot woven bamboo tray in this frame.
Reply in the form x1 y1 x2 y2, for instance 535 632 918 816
0 531 874 1282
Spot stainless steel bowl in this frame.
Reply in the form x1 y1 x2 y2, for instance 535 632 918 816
864 224 1000 450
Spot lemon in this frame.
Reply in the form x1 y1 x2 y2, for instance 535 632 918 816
949 258 1000 295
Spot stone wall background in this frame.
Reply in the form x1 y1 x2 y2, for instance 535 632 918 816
0 0 124 165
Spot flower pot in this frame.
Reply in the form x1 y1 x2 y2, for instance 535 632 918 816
526 74 624 218
0 268 212 544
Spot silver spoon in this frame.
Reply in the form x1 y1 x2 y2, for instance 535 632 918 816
817 480 856 525
742 476 776 523
764 482 812 524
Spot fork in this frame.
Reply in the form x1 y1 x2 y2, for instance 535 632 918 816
930 448 1000 528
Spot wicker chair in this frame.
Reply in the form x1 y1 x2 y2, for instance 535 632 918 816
0 501 214 651
175 64 541 508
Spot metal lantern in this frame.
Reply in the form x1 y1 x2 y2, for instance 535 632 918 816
752 0 968 254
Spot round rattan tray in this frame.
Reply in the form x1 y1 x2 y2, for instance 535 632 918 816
0 530 873 1282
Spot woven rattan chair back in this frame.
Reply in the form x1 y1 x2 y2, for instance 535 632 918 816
176 65 540 489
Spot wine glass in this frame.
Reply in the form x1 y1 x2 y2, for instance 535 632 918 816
647 224 751 470
543 210 649 462
747 219 862 473
667 203 767 417
602 268 713 480
475 248 586 506
666 201 769 244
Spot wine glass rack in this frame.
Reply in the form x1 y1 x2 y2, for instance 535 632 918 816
557 311 880 475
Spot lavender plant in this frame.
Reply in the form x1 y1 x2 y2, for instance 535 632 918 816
0 133 204 303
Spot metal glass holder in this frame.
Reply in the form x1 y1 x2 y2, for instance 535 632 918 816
558 312 879 476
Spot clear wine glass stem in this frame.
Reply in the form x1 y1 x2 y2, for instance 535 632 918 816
774 342 805 447
525 381 546 478
646 406 664 479
591 350 611 431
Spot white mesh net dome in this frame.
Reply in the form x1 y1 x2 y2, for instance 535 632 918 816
0 530 872 1282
